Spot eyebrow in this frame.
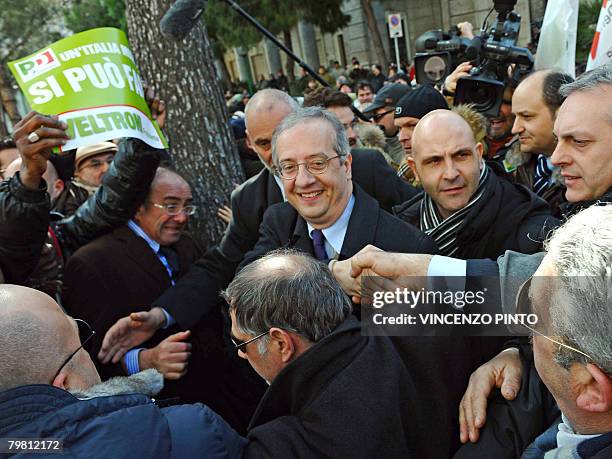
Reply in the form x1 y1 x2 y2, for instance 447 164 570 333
280 152 330 161
558 130 592 139
162 196 193 202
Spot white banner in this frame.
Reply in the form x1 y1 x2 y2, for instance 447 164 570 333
587 0 612 70
534 0 579 77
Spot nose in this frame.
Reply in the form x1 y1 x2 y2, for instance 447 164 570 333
550 141 567 167
398 128 410 143
172 211 188 224
346 126 357 144
294 163 317 188
442 159 460 181
511 117 522 135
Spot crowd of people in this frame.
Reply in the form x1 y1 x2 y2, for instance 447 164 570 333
0 30 611 459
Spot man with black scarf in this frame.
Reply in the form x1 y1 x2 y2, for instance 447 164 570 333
394 109 557 260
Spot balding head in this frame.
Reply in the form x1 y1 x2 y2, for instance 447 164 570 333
512 70 572 155
244 89 299 168
409 110 483 219
0 285 100 393
413 110 475 157
224 249 352 383
4 158 64 202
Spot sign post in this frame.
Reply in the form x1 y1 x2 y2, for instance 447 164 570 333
388 13 403 70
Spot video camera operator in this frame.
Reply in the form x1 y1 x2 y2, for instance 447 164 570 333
415 0 533 162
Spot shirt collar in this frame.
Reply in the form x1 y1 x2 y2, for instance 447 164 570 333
307 194 355 255
128 220 160 253
556 413 601 449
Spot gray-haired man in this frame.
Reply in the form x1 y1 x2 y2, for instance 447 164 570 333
227 250 459 458
238 106 435 272
522 204 612 456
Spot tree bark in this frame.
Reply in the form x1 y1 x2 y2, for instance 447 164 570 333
0 65 22 127
361 0 389 66
125 0 244 249
282 30 295 82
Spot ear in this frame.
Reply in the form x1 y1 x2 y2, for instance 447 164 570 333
407 156 420 182
475 142 484 162
52 372 68 390
54 179 65 196
269 328 295 363
133 203 146 225
344 153 352 180
245 130 253 150
574 363 612 413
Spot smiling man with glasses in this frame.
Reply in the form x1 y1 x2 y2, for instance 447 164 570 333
237 106 435 278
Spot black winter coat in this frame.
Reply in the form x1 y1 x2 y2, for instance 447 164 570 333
394 167 559 260
0 139 161 293
0 173 50 284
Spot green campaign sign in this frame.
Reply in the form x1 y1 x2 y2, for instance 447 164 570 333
9 27 168 151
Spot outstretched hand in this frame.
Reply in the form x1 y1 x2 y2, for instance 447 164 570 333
98 307 166 364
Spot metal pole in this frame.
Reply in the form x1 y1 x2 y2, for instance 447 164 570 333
394 36 400 70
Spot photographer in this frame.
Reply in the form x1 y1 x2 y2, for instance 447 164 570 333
444 61 518 160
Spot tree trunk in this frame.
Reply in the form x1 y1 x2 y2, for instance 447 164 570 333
125 0 244 249
0 65 22 127
282 30 295 82
361 0 388 66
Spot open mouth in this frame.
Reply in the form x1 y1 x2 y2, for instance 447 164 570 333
298 190 324 201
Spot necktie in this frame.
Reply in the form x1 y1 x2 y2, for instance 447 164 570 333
311 229 328 261
533 154 552 197
158 246 180 281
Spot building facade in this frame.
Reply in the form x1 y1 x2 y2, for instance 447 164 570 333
223 0 538 84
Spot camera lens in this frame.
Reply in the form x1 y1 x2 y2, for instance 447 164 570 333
466 82 497 112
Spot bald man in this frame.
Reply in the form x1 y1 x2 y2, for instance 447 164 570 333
0 284 245 458
394 110 557 259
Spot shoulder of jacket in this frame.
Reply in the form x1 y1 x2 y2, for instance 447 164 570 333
232 169 268 200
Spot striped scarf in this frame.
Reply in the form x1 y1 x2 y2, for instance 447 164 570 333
419 165 490 256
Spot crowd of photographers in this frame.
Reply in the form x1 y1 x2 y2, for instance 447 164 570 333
1 11 612 458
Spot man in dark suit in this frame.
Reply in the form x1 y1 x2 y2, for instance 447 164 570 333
97 89 420 356
240 106 435 273
63 167 260 433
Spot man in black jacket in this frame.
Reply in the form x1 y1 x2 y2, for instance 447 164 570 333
0 111 160 293
239 107 435 272
227 250 469 458
395 109 557 260
98 89 420 359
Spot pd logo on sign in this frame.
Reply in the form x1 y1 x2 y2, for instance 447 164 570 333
15 49 61 82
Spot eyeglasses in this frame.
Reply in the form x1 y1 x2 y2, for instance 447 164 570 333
230 330 268 352
80 157 114 170
150 202 197 216
369 109 394 122
51 318 96 383
278 155 342 180
341 118 358 130
515 277 594 362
